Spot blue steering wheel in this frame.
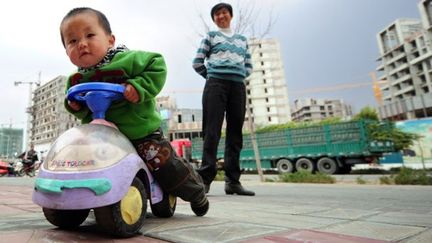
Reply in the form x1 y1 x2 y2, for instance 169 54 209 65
67 82 126 119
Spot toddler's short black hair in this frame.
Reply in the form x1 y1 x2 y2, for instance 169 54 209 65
60 7 112 47
211 3 233 21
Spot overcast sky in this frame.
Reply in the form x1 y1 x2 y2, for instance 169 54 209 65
0 0 420 129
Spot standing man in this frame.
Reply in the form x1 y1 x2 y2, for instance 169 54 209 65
193 2 254 196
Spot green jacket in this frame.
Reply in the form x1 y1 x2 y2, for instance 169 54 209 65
65 50 167 140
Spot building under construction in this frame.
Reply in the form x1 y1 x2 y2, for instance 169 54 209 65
375 0 432 120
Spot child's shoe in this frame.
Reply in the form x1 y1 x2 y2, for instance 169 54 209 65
190 197 209 216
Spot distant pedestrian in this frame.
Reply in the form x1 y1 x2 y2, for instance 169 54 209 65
17 143 38 176
192 3 255 196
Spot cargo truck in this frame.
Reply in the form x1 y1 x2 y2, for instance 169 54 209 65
189 120 395 174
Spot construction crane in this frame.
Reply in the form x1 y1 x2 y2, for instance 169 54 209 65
161 73 388 104
14 72 41 149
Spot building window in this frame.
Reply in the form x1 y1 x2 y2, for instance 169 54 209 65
262 70 266 75
264 88 268 93
177 114 182 123
259 52 263 57
267 107 270 112
263 79 266 84
268 117 272 122
261 61 264 66
265 98 269 103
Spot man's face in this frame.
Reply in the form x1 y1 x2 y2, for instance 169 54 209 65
213 8 232 29
61 12 115 68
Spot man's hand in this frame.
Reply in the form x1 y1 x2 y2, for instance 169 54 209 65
124 84 139 103
68 100 81 111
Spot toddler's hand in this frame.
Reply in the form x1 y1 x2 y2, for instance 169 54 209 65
68 101 81 111
124 84 139 103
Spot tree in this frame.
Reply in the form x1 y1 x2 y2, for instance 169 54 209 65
353 106 379 121
367 121 421 151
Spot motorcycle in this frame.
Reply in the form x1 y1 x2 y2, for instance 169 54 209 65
32 82 177 237
14 159 41 177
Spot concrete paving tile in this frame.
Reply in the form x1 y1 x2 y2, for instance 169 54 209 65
147 222 286 243
173 200 343 229
0 228 168 243
321 221 425 241
400 228 432 243
141 213 229 234
306 208 380 220
240 229 390 243
0 205 30 216
365 212 432 227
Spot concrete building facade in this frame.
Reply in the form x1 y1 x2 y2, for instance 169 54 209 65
246 38 291 127
29 76 80 157
375 0 432 120
156 96 203 141
0 127 23 159
291 98 353 122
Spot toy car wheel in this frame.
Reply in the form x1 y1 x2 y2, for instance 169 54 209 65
150 192 177 218
43 208 90 229
94 177 147 238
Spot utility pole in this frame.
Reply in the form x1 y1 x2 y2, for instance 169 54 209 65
245 93 264 182
14 71 41 150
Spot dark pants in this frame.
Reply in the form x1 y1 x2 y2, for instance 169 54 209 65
197 77 246 185
132 130 206 204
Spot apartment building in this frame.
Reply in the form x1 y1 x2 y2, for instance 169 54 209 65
375 0 432 120
291 98 353 122
156 96 202 141
30 76 80 155
246 38 291 127
0 127 23 159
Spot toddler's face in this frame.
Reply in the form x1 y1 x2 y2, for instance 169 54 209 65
61 12 115 68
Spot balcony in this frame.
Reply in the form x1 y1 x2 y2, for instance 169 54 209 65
393 86 414 97
409 52 432 65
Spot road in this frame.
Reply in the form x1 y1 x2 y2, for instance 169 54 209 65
1 176 432 242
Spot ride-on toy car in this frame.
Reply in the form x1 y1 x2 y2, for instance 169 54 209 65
32 82 176 237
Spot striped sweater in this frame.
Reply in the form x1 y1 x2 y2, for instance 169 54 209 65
192 31 252 82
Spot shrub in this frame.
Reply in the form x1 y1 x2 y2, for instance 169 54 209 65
351 168 390 175
394 167 432 185
278 171 335 184
379 176 393 185
356 176 366 184
214 171 225 181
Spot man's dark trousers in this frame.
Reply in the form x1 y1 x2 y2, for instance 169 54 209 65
198 77 246 185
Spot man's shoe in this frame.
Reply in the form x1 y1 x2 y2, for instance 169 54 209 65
191 198 209 216
225 183 255 196
204 184 210 194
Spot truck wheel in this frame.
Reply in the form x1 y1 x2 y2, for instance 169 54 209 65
317 157 338 175
43 208 90 229
276 159 294 173
150 192 177 218
94 177 147 238
295 158 315 173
